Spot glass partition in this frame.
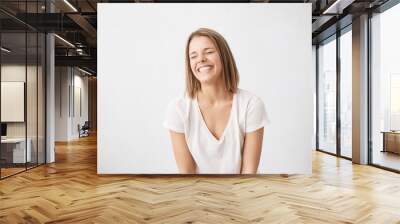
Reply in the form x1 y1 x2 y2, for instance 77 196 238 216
38 32 45 165
0 31 28 177
26 0 44 169
27 31 38 169
0 1 46 179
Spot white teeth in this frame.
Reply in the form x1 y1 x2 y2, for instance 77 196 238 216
198 65 212 72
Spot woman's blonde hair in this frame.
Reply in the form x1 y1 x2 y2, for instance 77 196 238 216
185 28 239 98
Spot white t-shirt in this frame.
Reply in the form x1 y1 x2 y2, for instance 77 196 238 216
163 89 268 174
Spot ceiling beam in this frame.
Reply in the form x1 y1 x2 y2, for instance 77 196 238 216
55 55 96 69
67 13 97 46
322 0 356 14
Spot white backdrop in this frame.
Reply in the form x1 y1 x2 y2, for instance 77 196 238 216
98 3 313 174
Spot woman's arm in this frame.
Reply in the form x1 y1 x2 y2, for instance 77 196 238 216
169 130 197 174
241 127 264 174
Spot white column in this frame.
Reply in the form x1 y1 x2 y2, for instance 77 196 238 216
46 33 55 163
46 1 55 163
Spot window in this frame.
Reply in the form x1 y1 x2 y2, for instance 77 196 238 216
340 28 352 158
318 37 337 154
371 2 400 171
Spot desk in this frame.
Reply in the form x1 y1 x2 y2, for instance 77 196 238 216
1 138 31 163
382 131 400 154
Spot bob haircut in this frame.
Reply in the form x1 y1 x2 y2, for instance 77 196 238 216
185 28 239 98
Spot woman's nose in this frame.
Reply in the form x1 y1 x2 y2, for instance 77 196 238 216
198 54 207 62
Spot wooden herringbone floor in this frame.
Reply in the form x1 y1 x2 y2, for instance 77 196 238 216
1 134 400 223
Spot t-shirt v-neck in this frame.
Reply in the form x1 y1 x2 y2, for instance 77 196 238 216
195 94 236 143
164 88 268 174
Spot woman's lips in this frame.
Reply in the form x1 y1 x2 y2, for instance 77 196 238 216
197 65 213 72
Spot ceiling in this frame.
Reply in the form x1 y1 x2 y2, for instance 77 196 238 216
0 0 393 75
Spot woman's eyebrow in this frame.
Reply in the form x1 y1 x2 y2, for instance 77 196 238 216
189 51 197 56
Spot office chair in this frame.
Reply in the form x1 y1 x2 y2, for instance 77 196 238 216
79 121 90 138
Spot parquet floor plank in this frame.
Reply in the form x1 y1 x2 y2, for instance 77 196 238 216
0 134 400 223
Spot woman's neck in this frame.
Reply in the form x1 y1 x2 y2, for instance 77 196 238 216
197 82 232 106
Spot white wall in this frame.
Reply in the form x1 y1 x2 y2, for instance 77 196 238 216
1 65 40 138
55 67 89 141
55 67 69 141
98 3 313 174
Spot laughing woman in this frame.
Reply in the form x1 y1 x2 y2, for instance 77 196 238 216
164 28 268 174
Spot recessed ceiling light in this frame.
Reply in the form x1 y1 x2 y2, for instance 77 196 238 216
78 67 93 76
54 34 75 48
322 0 354 15
63 0 78 12
1 47 11 53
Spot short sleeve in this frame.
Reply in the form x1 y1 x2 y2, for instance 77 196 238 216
245 97 268 133
163 100 184 133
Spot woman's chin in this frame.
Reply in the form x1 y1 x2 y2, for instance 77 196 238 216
199 78 217 85
196 74 217 84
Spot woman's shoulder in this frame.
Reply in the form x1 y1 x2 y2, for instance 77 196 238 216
236 89 269 129
167 94 192 113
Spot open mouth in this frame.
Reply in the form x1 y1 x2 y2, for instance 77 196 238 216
197 65 213 73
